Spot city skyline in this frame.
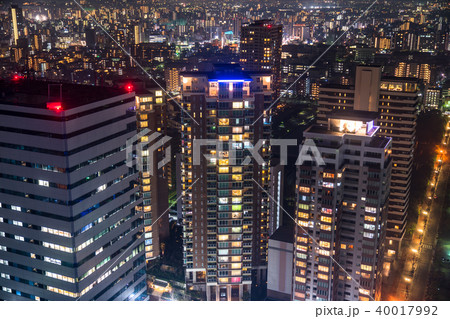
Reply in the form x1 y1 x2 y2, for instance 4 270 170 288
0 0 450 304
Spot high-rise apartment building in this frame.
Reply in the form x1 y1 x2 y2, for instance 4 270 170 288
0 80 146 301
133 82 170 264
180 65 272 300
378 77 419 258
316 66 418 263
165 65 182 93
293 111 392 301
10 5 24 46
424 86 441 109
240 20 282 95
268 163 284 236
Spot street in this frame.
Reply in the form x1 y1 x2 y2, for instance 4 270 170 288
394 121 450 300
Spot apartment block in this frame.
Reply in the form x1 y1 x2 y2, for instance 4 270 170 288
293 111 392 301
180 65 272 300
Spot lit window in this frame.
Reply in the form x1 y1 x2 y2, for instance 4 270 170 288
361 264 372 271
319 241 330 248
318 274 328 280
298 212 309 219
219 167 229 173
298 203 309 210
320 216 332 223
322 182 334 188
299 186 310 193
318 265 329 272
218 118 229 126
365 206 377 214
38 180 49 187
363 232 374 238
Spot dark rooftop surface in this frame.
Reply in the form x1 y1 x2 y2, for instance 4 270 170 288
328 110 379 122
0 79 131 110
381 76 420 83
181 64 270 81
367 136 391 148
269 225 294 244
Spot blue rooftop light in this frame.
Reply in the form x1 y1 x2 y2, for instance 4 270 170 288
216 79 248 82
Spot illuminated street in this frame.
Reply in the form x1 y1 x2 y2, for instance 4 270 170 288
394 122 450 300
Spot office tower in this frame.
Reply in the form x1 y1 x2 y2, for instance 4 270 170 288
10 5 24 46
267 225 293 301
377 77 419 258
240 20 282 95
180 65 272 300
293 111 392 301
0 80 146 301
133 82 170 263
316 66 418 262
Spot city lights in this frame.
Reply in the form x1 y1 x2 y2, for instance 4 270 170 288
0 0 449 307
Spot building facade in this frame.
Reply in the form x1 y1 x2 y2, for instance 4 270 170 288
180 65 272 300
316 66 418 263
293 111 392 301
240 20 282 95
378 77 419 258
0 80 146 301
134 83 170 264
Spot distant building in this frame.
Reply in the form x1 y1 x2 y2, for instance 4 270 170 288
240 20 283 95
85 28 96 49
10 5 24 46
424 86 441 109
165 65 182 93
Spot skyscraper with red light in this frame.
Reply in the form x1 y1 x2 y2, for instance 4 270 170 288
0 80 147 301
240 20 283 96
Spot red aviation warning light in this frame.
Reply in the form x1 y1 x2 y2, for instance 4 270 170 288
46 101 62 112
125 83 134 92
47 84 63 112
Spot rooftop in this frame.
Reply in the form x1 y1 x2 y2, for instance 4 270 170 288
270 225 294 244
0 79 131 110
181 64 270 81
328 110 378 122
